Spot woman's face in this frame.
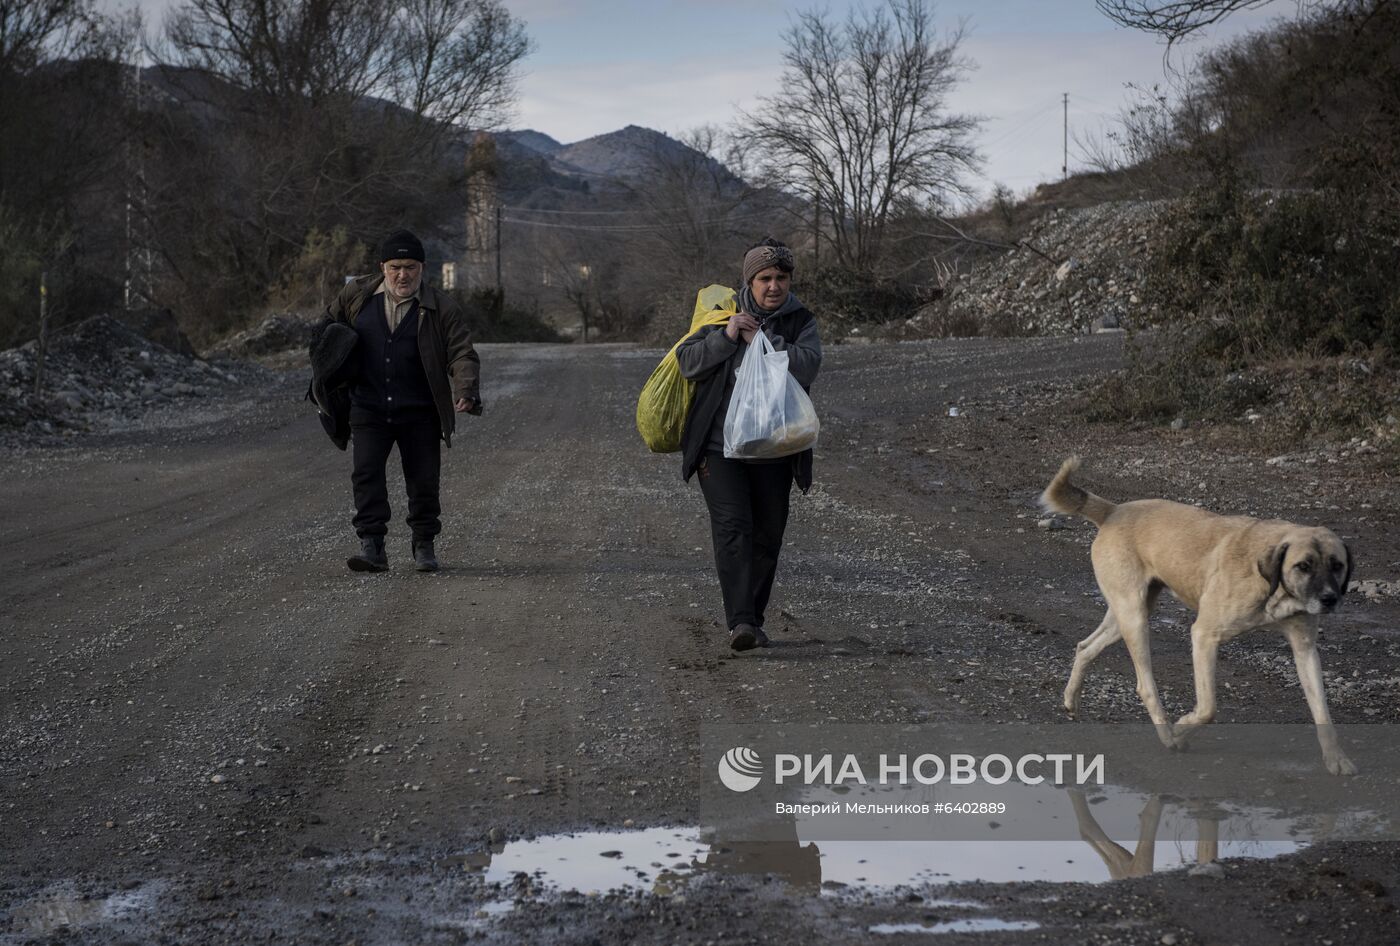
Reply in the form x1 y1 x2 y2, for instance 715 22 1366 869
749 266 791 311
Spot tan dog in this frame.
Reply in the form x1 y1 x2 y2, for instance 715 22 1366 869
1041 456 1356 775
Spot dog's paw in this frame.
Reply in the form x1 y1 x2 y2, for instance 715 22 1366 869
1153 724 1181 750
1326 754 1359 776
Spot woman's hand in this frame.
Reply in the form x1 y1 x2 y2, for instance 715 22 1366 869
725 312 759 343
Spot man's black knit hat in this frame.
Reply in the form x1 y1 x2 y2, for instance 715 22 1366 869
380 229 425 263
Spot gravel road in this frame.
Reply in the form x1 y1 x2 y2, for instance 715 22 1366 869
2 336 1397 945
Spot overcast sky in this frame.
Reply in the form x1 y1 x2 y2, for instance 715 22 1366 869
116 0 1305 201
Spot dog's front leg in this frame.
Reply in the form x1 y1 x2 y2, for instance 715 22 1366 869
1280 617 1357 776
1170 624 1222 749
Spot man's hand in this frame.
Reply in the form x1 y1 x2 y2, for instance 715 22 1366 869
454 398 475 413
725 312 759 343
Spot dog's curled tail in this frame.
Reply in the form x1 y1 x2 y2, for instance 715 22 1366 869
1040 456 1117 527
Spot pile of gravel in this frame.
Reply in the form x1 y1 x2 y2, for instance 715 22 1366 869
0 315 272 441
911 200 1170 337
206 312 318 362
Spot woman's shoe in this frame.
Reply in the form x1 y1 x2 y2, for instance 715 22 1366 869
412 538 439 572
730 624 758 651
347 536 388 572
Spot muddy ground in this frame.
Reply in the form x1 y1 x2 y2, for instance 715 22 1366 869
1 335 1397 945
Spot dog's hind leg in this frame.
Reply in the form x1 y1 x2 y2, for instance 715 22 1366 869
1115 597 1176 749
1068 789 1164 880
1063 609 1120 716
1280 616 1357 776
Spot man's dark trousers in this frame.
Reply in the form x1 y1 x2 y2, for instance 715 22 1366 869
350 407 442 540
697 452 792 630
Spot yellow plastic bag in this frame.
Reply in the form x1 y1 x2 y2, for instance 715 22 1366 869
636 284 736 453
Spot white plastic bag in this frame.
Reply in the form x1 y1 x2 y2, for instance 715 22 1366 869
723 329 819 459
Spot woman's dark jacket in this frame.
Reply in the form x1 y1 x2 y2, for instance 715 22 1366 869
675 300 822 492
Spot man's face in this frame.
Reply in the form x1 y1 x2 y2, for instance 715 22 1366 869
382 259 423 298
749 266 791 311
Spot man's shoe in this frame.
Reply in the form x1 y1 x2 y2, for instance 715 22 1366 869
347 536 388 572
412 538 439 573
730 623 758 652
753 626 770 648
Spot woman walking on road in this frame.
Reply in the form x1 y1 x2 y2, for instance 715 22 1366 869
676 238 823 651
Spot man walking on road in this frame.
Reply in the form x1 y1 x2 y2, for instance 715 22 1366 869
327 230 481 573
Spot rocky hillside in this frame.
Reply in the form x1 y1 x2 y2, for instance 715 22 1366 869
497 129 563 157
918 200 1169 338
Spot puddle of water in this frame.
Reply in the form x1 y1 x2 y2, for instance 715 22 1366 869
482 827 713 894
870 919 1041 935
469 784 1320 896
8 885 157 935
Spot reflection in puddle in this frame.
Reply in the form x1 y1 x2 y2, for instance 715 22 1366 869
787 779 1323 884
870 919 1041 935
467 784 1322 896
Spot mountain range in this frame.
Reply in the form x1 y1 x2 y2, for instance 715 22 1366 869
491 124 740 196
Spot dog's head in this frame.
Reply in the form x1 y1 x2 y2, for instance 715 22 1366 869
1258 529 1353 615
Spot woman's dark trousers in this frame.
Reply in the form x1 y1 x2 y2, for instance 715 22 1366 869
698 452 792 630
350 408 442 540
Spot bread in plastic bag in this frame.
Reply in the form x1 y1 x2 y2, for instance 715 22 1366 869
722 328 819 459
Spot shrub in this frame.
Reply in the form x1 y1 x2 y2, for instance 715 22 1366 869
455 288 564 343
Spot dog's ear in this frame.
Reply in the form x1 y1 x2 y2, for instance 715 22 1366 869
1341 544 1353 597
1258 543 1288 598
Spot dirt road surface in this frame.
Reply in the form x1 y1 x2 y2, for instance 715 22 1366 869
3 336 1398 944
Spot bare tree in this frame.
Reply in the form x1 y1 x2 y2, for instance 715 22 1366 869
389 0 531 128
145 0 531 338
161 0 398 106
0 0 139 342
0 0 110 73
737 0 980 275
626 127 764 290
1096 0 1278 43
161 0 529 126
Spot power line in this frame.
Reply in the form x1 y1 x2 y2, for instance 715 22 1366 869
979 100 1062 147
499 210 779 233
981 108 1061 150
984 96 1062 127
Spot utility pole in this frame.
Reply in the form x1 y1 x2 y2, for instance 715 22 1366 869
123 58 137 311
34 273 50 395
124 75 132 312
1062 92 1069 179
495 204 502 293
463 149 474 295
813 193 821 269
